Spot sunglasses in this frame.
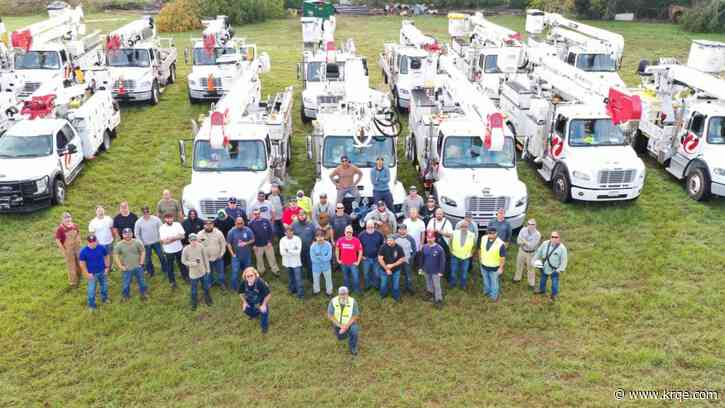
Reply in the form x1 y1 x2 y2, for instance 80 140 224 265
341 159 349 163
551 235 560 239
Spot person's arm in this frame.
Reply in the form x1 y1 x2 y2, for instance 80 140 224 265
322 242 333 263
114 250 125 271
335 245 342 264
558 246 568 273
438 248 445 277
352 166 363 186
498 245 506 275
390 251 405 269
177 202 184 222
310 244 321 264
55 236 65 253
329 167 339 184
227 242 236 257
138 243 146 267
134 221 143 244
355 247 363 265
103 254 110 273
244 230 255 246
380 167 390 185
79 259 91 280
516 231 525 246
260 292 271 312
442 221 453 238
290 238 302 256
239 293 248 310
378 254 388 272
180 248 193 267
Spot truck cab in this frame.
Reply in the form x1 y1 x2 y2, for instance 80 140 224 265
379 45 437 111
106 38 177 104
186 40 260 103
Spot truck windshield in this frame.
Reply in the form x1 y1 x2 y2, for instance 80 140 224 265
568 119 626 146
306 62 343 82
322 136 395 168
442 136 515 168
0 135 53 158
107 49 151 67
575 53 616 72
707 116 725 144
193 140 267 171
14 51 60 70
192 47 236 65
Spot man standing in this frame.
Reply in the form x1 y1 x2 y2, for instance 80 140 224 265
159 213 187 288
336 226 362 294
421 231 445 309
240 267 272 333
449 221 476 289
327 286 360 355
359 220 384 291
487 208 512 245
402 208 426 274
182 233 212 310
479 227 506 302
426 208 453 248
55 212 82 289
420 196 438 226
114 228 148 302
248 191 274 221
364 200 397 237
310 230 334 297
515 219 541 290
330 155 363 204
394 224 417 295
181 209 204 245
268 183 285 238
224 197 247 225
79 235 110 309
292 212 316 281
281 198 302 227
296 190 313 216
402 185 424 219
280 225 304 299
226 217 255 292
134 206 164 277
311 192 335 229
249 209 279 277
371 156 393 211
199 219 227 289
157 189 184 222
534 231 568 301
378 235 405 302
89 206 114 254
455 211 479 238
112 201 138 240
330 203 352 242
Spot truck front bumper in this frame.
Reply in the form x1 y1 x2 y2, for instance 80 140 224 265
445 211 526 231
113 89 152 102
304 107 318 119
189 87 225 100
0 192 52 213
570 184 643 201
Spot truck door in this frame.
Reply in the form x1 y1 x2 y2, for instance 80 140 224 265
679 112 705 157
56 124 84 179
548 114 567 160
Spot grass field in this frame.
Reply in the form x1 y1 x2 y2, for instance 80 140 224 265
1 13 725 407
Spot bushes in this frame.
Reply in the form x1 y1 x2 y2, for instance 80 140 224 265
681 0 725 32
199 0 285 24
156 0 203 33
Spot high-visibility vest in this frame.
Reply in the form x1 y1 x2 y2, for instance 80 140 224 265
480 237 504 268
450 230 475 259
332 296 356 326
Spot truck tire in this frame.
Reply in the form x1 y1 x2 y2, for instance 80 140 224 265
168 64 176 84
393 88 406 113
101 130 112 152
150 81 160 105
52 178 66 205
686 167 711 201
552 168 572 203
188 89 199 104
300 102 311 124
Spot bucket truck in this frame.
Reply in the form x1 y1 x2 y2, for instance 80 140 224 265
447 12 526 100
3 2 103 99
379 20 440 112
301 0 336 53
178 58 293 220
0 82 121 212
184 16 268 103
104 16 177 104
500 53 645 202
634 40 725 200
405 55 528 229
525 9 625 87
306 56 406 218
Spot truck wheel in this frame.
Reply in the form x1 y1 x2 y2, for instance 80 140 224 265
300 103 311 124
633 130 647 155
150 82 160 105
383 71 388 84
552 168 572 203
188 89 199 104
686 167 711 201
101 130 112 152
168 64 176 84
52 178 66 205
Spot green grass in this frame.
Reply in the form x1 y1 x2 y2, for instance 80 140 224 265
2 14 725 407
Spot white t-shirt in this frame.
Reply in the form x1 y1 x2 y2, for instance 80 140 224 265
159 222 185 253
279 235 302 268
88 216 114 245
427 217 453 246
403 218 426 251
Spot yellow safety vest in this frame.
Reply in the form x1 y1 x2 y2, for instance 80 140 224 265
298 196 312 215
450 230 475 259
480 237 504 268
332 296 356 326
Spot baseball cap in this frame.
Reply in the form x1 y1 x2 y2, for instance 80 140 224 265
204 218 214 224
386 234 396 241
377 200 386 208
297 190 304 197
397 223 407 230
217 209 226 219
122 227 133 235
257 191 266 196
189 233 198 241
409 185 417 191
338 286 349 294
319 192 327 198
228 197 237 204
464 211 473 218
426 230 436 240
87 234 97 243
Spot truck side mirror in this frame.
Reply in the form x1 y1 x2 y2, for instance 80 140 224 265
178 139 187 166
405 135 414 161
184 48 190 65
67 144 78 154
306 135 313 160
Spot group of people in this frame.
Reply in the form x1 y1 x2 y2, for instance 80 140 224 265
55 177 569 355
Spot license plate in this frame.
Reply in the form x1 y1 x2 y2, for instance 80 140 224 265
607 191 622 196
204 92 220 97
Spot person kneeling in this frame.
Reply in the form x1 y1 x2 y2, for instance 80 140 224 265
327 286 360 356
240 267 271 333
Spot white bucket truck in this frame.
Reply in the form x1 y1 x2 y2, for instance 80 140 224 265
405 55 528 229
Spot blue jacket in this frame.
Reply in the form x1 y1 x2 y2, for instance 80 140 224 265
310 241 333 273
371 166 390 192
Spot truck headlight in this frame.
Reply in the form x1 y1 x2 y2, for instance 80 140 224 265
303 95 314 105
34 176 49 195
189 79 196 86
713 168 725 177
441 195 457 207
572 170 591 181
398 88 409 95
140 80 152 89
515 196 527 208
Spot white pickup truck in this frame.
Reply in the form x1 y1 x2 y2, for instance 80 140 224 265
0 85 120 212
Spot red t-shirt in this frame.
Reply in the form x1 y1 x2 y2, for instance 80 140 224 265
282 207 302 225
336 237 362 265
55 223 78 244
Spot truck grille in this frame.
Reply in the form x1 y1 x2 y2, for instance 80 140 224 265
466 196 508 224
598 169 635 187
114 80 136 90
318 95 343 105
19 82 41 97
199 77 222 87
199 198 246 219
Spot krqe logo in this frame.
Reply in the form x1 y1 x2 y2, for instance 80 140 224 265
682 132 700 154
550 134 564 158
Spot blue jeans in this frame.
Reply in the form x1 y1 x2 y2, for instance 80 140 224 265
539 271 560 296
449 256 471 288
287 266 304 298
401 262 413 291
144 242 165 276
209 258 225 286
334 323 359 354
340 264 361 294
245 304 269 331
362 257 381 290
87 272 108 309
380 269 401 300
372 190 394 211
231 255 251 292
163 250 185 285
190 274 211 306
481 267 499 300
122 266 147 298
